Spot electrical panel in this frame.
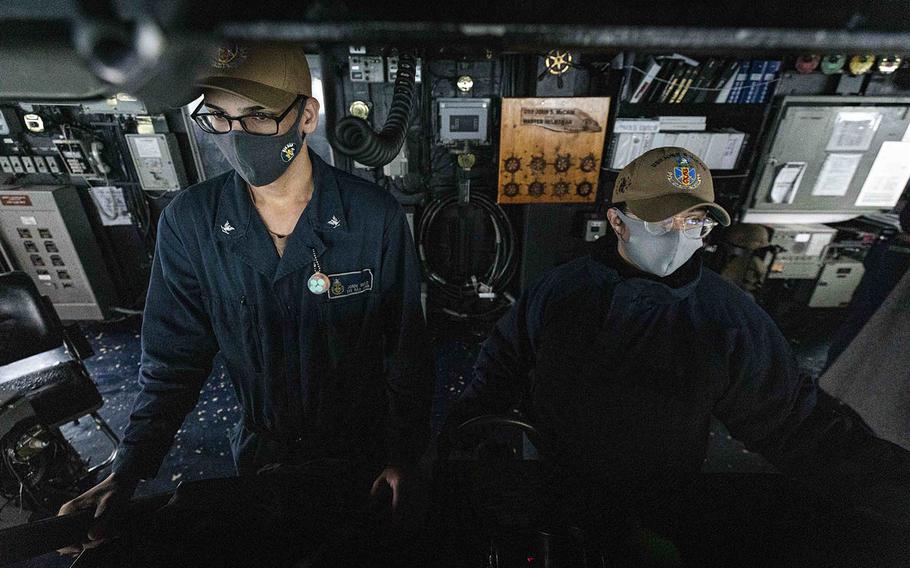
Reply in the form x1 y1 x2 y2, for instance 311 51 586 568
437 98 491 145
0 153 60 175
348 55 385 83
0 185 114 320
748 96 910 222
809 261 866 308
386 56 422 83
765 223 837 280
497 97 610 204
125 133 186 191
53 139 98 178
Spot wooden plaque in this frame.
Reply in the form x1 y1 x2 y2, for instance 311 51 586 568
497 97 610 204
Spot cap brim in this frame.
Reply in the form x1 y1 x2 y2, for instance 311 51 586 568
626 193 731 227
196 76 298 110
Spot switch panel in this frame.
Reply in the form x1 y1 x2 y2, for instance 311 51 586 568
349 55 385 83
0 184 114 320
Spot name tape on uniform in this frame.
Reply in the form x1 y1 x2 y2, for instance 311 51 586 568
327 269 374 299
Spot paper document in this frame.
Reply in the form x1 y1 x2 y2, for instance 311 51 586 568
806 232 833 257
90 186 132 226
856 141 910 207
812 153 862 197
769 162 806 204
133 137 162 158
826 111 881 152
613 119 660 133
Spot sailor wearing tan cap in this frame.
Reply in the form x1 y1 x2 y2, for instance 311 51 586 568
446 147 910 558
58 43 432 563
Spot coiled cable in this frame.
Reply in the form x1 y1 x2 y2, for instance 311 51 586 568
417 192 517 319
333 52 417 167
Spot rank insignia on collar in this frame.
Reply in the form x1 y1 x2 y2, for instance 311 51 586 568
221 221 235 234
667 155 702 190
328 215 341 229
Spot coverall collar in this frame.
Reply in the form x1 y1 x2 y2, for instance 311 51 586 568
590 235 703 304
213 148 349 283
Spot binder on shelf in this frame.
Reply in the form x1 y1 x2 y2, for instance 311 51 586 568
658 115 706 131
711 60 740 103
719 131 746 169
678 64 699 103
618 52 636 103
658 61 687 103
611 133 635 169
756 60 781 103
629 57 662 103
703 133 731 167
686 58 719 104
611 130 747 170
744 60 768 103
728 59 749 103
614 118 661 133
647 60 677 103
670 64 698 103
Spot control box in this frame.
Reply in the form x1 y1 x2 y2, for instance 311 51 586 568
0 185 114 320
348 55 385 83
437 98 491 145
809 260 866 308
386 56 422 83
125 133 186 192
765 224 837 280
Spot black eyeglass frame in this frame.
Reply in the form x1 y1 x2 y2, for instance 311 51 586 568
190 94 307 136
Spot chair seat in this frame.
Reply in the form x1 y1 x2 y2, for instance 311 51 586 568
0 360 102 427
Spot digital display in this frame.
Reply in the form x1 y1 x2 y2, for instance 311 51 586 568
449 115 480 133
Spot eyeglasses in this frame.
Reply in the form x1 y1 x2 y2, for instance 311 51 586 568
190 94 306 136
627 211 719 239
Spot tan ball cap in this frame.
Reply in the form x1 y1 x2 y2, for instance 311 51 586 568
612 146 731 227
197 43 312 110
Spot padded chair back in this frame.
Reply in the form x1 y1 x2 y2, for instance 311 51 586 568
0 271 101 425
0 271 63 366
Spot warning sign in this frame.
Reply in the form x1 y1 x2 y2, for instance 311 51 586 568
0 194 32 206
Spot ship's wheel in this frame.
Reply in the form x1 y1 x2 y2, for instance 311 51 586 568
538 49 578 88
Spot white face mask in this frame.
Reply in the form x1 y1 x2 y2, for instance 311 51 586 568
614 210 703 277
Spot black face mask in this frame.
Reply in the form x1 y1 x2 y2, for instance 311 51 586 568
212 98 307 187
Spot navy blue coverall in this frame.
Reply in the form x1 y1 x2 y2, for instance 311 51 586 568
112 149 433 481
448 236 910 526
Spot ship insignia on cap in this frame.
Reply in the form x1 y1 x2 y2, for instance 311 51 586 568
213 45 247 69
667 155 701 190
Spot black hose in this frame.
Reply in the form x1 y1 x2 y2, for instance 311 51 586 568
332 52 417 168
